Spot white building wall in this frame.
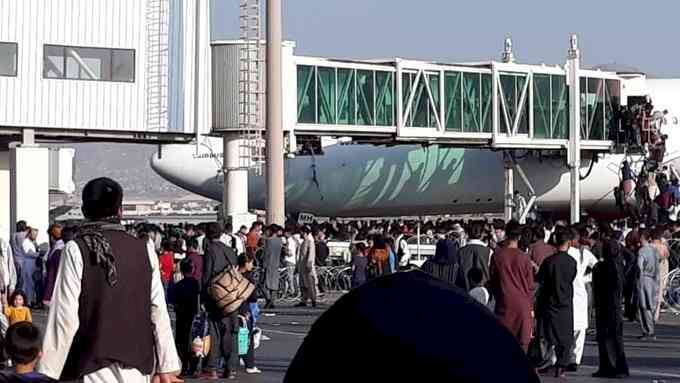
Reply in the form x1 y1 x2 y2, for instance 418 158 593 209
0 0 208 135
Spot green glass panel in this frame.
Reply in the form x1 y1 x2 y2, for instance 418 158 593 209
580 77 588 139
316 67 336 124
428 73 440 128
516 74 529 134
533 74 551 138
356 70 374 125
297 65 316 123
444 72 462 132
481 73 492 133
410 75 429 127
375 71 394 126
551 75 568 139
499 74 516 134
587 77 605 140
462 72 480 132
337 68 355 124
605 79 621 141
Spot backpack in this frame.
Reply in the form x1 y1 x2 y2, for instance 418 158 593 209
207 259 255 317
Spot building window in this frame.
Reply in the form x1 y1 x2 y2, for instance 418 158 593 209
43 45 135 82
0 42 18 77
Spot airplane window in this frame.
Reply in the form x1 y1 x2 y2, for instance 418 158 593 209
452 199 458 203
475 198 481 202
673 117 678 125
487 198 493 202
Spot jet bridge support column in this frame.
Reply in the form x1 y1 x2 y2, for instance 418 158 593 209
503 151 514 222
9 129 49 244
567 34 581 224
223 135 256 233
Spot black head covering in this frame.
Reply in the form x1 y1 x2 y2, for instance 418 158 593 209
78 178 125 287
432 238 459 264
284 271 540 383
82 177 123 221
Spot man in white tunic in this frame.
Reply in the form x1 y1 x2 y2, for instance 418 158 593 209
566 229 598 371
37 178 182 383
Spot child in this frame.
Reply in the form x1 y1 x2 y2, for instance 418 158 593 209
3 291 32 325
238 254 261 374
169 259 200 377
0 322 55 382
468 268 490 306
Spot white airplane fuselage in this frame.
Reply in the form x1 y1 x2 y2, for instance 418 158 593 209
150 137 669 218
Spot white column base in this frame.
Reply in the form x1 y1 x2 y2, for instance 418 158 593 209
10 146 49 244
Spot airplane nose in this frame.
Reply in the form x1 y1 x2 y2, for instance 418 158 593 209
149 149 171 180
149 145 188 185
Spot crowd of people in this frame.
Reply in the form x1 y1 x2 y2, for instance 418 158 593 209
409 218 677 379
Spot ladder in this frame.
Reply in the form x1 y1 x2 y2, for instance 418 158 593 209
238 0 266 174
145 0 170 131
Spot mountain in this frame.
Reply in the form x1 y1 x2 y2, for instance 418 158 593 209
67 143 194 200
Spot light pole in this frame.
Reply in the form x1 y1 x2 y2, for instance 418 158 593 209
265 0 285 225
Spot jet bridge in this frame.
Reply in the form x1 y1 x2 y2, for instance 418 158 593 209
293 54 619 152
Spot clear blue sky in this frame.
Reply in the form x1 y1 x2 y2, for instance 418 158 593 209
211 0 679 77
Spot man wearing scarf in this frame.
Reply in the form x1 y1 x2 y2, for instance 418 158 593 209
38 178 181 383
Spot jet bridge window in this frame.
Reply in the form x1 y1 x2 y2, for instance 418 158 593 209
43 45 135 82
0 42 17 77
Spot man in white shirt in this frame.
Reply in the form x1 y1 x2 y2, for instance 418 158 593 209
566 228 598 372
393 228 412 268
283 228 299 297
38 178 181 383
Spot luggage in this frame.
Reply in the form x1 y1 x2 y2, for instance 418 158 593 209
207 266 255 317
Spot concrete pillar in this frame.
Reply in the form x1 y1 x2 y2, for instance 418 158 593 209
223 135 255 233
0 150 10 241
265 0 285 225
567 34 581 224
10 145 50 244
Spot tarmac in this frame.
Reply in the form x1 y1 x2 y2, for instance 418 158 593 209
32 299 680 382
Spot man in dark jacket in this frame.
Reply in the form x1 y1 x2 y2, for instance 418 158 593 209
199 222 239 380
262 225 283 309
536 228 578 378
457 221 492 290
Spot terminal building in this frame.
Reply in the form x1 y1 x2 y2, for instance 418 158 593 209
1 0 677 239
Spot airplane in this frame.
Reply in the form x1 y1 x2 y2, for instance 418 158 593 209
150 78 680 219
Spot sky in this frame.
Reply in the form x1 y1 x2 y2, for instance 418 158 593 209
211 0 680 77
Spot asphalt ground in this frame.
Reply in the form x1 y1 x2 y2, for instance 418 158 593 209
30 300 680 383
